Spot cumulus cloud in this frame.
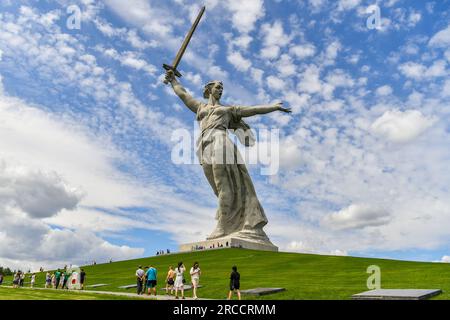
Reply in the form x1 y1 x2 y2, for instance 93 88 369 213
398 60 447 80
227 0 265 34
429 25 450 48
323 204 391 230
260 20 291 60
441 256 450 263
266 75 286 91
0 162 83 218
371 110 436 143
227 50 252 72
290 43 316 59
376 85 393 96
337 0 361 11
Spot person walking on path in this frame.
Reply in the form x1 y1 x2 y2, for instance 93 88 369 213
174 262 185 299
55 269 61 289
45 272 51 288
30 273 36 288
146 265 158 296
20 272 25 287
165 266 175 295
51 273 56 288
12 271 20 288
80 269 86 290
61 271 70 289
135 265 145 295
190 262 201 299
227 266 241 300
142 266 149 294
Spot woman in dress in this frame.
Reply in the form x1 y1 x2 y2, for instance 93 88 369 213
190 262 201 299
174 262 186 299
165 71 291 241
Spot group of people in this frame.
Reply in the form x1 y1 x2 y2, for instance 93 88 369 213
135 261 202 299
48 268 86 289
11 271 38 288
135 263 241 300
155 249 170 256
10 268 86 290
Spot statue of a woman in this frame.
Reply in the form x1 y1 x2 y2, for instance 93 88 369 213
165 70 291 245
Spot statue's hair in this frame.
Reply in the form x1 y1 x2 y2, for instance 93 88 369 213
203 80 223 99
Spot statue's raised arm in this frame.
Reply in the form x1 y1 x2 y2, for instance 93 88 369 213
165 70 201 113
239 102 291 117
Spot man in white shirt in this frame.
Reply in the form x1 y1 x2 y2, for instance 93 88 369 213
30 273 36 288
135 266 145 295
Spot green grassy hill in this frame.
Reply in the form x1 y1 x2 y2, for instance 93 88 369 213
2 248 449 299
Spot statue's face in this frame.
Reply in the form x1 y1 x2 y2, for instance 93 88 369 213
210 82 223 100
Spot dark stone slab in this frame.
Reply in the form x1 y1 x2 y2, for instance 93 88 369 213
241 288 286 296
352 289 442 300
118 284 137 289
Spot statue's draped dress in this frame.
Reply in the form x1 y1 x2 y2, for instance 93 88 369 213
196 103 269 240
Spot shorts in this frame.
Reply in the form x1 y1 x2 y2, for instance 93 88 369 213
230 283 240 290
147 280 157 288
167 278 174 286
192 278 199 287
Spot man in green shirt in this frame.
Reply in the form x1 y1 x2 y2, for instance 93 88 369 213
62 271 70 289
55 269 61 289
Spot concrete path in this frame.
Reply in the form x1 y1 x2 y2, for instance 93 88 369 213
1 285 209 300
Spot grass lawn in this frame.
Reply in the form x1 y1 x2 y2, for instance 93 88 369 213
0 286 139 300
2 248 449 300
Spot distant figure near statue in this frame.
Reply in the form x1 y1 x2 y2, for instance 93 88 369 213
165 71 291 245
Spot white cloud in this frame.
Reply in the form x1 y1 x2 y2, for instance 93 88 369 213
100 47 156 75
398 62 426 79
283 91 310 114
325 69 355 88
441 256 450 263
376 85 393 96
227 0 265 34
276 54 297 77
260 20 291 60
323 204 391 230
94 18 157 50
227 50 252 72
0 163 83 219
398 60 447 80
266 75 286 91
105 0 172 38
290 43 316 59
298 64 322 94
429 25 450 48
337 0 361 11
371 110 436 143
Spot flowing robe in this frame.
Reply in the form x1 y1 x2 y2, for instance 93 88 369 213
196 103 269 240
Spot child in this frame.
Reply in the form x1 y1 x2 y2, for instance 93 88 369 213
227 266 241 300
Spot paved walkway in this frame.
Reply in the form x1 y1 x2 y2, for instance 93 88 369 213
1 286 209 300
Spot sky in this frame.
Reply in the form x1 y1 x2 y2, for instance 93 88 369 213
0 0 449 271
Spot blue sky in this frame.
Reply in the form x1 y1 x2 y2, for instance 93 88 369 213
0 0 450 270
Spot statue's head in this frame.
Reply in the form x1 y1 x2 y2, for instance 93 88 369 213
203 80 223 100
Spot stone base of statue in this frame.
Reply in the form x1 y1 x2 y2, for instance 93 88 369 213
179 231 278 252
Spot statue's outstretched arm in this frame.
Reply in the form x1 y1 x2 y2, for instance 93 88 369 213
240 102 291 117
165 70 201 113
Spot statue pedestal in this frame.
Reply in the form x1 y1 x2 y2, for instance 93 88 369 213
179 236 278 252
